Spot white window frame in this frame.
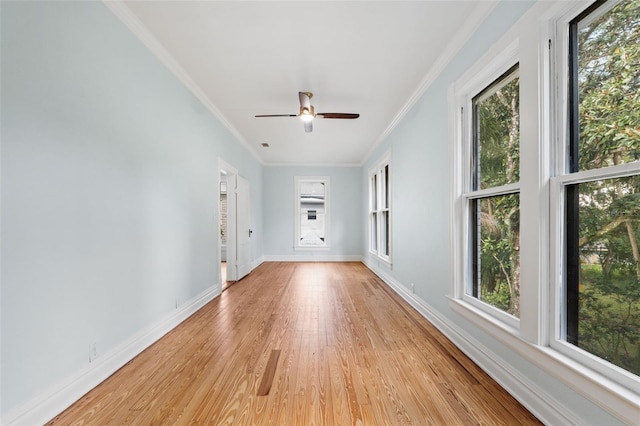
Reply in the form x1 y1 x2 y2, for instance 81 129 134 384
549 0 640 394
451 39 521 331
294 176 330 251
369 151 392 265
447 2 640 422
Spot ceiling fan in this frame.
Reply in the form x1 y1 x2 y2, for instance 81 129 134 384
255 92 359 133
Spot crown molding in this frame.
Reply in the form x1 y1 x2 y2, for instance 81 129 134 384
361 0 499 166
264 162 361 168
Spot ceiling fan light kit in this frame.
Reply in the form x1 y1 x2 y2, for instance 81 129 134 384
255 92 359 133
299 105 315 122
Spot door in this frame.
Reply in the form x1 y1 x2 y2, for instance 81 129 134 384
236 175 251 280
219 158 237 283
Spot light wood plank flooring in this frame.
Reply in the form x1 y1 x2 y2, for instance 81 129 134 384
48 262 541 425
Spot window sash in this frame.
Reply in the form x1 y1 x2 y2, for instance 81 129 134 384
369 156 391 263
461 62 521 321
550 170 640 390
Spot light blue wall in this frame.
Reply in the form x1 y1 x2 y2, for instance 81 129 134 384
263 166 362 258
362 1 623 424
1 1 262 416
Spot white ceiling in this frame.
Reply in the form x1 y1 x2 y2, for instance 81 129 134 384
112 1 497 166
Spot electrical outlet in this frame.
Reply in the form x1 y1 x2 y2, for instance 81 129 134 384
411 283 415 294
89 342 97 363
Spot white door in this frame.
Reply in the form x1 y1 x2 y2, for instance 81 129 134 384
236 175 251 280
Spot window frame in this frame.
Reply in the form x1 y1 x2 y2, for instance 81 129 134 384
294 176 330 251
369 151 392 265
549 0 640 392
451 40 521 330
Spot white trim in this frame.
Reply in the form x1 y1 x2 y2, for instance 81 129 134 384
523 13 553 347
362 1 499 166
553 161 640 185
102 0 263 165
263 255 363 263
463 182 520 199
251 256 265 273
3 285 219 426
459 294 520 330
264 162 361 168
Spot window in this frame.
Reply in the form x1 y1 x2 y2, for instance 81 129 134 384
294 176 329 250
553 0 640 382
369 152 391 263
461 65 521 324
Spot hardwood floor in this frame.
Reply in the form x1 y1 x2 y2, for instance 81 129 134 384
48 262 541 425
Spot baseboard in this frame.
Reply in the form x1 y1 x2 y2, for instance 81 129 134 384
362 259 582 425
251 256 265 272
263 254 364 262
3 284 220 426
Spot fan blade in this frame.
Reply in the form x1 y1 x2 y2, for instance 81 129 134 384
255 114 297 118
304 120 313 133
298 92 312 110
316 113 360 119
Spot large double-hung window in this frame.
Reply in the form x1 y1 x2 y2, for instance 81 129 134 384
469 66 521 319
369 152 391 264
553 0 640 383
453 46 521 327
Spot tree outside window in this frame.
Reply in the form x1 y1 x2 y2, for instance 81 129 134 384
564 0 640 377
469 66 521 318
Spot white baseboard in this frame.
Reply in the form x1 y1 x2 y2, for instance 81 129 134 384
263 254 364 262
362 259 582 426
251 256 265 272
3 284 220 426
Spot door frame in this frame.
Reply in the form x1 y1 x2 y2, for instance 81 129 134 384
219 158 238 283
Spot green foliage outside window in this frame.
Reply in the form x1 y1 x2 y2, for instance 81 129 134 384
573 0 640 376
473 70 521 317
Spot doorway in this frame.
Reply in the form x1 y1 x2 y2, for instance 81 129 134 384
219 170 229 290
219 158 237 290
218 158 251 291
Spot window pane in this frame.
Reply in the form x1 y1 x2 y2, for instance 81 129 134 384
381 211 389 256
299 182 325 246
372 174 378 210
371 212 378 252
573 0 640 171
471 193 520 317
384 164 390 209
566 175 640 375
473 67 520 189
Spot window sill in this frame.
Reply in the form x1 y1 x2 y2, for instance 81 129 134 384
449 297 520 340
368 251 392 267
